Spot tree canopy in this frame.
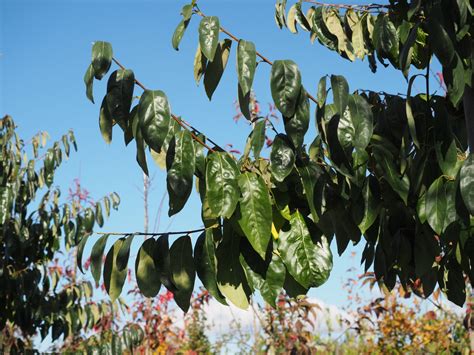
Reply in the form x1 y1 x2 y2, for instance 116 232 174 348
82 0 473 310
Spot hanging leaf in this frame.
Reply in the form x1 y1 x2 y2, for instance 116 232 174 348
193 44 208 85
316 76 327 108
278 211 332 288
260 253 286 307
194 230 227 305
250 120 266 159
90 234 110 286
297 161 321 223
337 94 373 151
352 16 366 59
205 152 240 218
84 64 95 104
270 134 295 182
99 98 113 144
427 16 455 67
155 234 176 291
399 23 420 77
406 74 422 149
136 239 161 297
170 235 196 312
373 14 399 62
103 238 127 301
167 130 196 216
270 60 302 117
294 2 312 31
238 84 252 120
132 108 148 175
91 41 113 80
116 234 135 271
216 221 250 309
198 16 220 62
354 176 380 234
237 40 257 96
284 87 310 149
324 9 355 60
95 203 104 228
204 39 232 100
330 75 349 115
426 177 448 235
460 155 474 215
172 19 190 51
138 90 172 152
106 69 135 124
76 234 90 274
237 172 272 260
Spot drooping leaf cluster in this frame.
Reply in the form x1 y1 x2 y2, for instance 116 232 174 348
0 116 119 346
84 0 473 309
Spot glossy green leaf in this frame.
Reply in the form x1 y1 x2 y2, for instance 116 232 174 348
216 221 250 309
132 107 148 175
238 84 251 120
270 60 302 117
167 130 195 216
237 40 257 96
316 76 327 108
427 16 454 67
135 239 161 297
250 120 266 160
338 94 373 151
170 235 196 312
172 19 190 51
406 74 422 149
91 41 113 80
460 155 474 215
237 172 272 260
95 203 104 228
204 39 232 100
284 87 310 149
138 90 171 152
399 23 419 77
294 2 312 31
193 44 207 85
90 234 109 287
260 253 286 307
297 162 321 224
155 234 176 291
205 152 240 218
106 69 135 123
99 98 113 144
83 208 95 233
355 176 380 234
116 234 135 271
84 64 95 103
426 177 448 235
104 238 127 301
373 15 399 62
330 75 349 115
270 134 295 182
194 230 227 305
198 16 220 61
76 234 90 274
278 211 332 288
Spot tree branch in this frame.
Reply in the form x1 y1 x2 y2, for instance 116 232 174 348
96 227 207 237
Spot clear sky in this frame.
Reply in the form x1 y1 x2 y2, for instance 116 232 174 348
2 0 433 310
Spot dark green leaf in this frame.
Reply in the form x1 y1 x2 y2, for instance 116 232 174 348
155 234 176 291
91 41 113 80
167 130 195 216
90 234 109 287
84 64 95 104
460 155 474 215
172 19 190 51
373 15 399 62
270 60 302 117
338 94 373 151
270 134 295 182
237 172 272 260
204 39 232 100
138 90 171 152
116 234 135 271
399 23 420 78
238 84 251 120
278 211 332 288
260 253 286 307
95 203 104 228
427 17 455 67
237 40 257 96
250 120 266 160
198 16 220 61
106 69 135 123
99 98 113 144
406 74 422 149
136 239 161 297
132 108 148 175
170 235 196 312
104 238 127 301
426 177 448 235
316 76 327 108
205 152 240 218
76 234 90 274
194 230 227 305
284 87 310 149
330 75 349 115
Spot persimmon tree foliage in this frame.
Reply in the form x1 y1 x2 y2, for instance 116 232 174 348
0 116 120 350
83 0 473 310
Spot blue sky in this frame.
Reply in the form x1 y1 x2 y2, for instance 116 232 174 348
1 0 433 309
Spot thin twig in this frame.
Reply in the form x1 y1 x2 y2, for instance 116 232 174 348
111 57 220 153
301 0 389 11
96 227 207 237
